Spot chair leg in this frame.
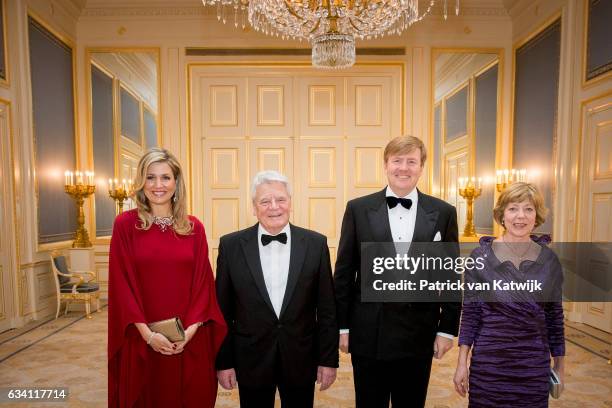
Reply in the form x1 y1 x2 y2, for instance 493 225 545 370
85 298 92 319
65 301 70 316
96 295 101 313
56 298 60 319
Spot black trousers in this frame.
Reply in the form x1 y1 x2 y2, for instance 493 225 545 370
238 381 314 408
351 354 433 408
237 349 315 408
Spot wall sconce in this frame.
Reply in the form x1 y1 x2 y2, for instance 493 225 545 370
108 178 133 214
495 168 527 192
458 177 482 237
64 170 96 248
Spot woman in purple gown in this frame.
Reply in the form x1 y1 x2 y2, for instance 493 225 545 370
453 182 565 408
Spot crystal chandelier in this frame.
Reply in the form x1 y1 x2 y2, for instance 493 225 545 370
202 1 460 69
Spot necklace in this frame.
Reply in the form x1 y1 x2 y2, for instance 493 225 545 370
501 234 532 263
152 215 174 232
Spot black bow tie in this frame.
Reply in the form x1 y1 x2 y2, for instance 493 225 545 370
386 196 413 210
261 232 287 246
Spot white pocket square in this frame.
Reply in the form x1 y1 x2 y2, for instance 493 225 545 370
433 231 442 241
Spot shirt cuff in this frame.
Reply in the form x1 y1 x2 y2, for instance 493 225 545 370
339 329 350 334
436 332 454 340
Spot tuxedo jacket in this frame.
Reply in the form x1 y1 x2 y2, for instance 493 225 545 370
334 188 460 360
215 223 339 387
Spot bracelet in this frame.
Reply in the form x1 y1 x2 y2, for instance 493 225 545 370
147 332 157 345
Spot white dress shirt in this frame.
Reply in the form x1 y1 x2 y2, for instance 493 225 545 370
258 223 291 318
386 186 418 245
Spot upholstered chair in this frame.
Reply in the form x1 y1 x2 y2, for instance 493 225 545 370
50 251 101 319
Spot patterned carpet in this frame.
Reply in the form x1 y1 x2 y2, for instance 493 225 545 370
0 309 610 407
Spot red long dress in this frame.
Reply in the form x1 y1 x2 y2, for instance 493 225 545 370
108 209 227 407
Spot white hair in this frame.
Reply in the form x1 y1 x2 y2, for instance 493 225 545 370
251 170 292 201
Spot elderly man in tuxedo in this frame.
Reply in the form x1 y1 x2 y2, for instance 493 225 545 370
334 135 461 407
215 170 338 408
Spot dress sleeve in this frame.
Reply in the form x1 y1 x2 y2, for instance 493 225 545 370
458 248 484 347
108 214 147 359
107 212 148 407
545 255 565 357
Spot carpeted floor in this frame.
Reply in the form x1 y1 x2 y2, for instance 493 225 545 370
0 309 610 407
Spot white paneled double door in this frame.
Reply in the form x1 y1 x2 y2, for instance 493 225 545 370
576 93 612 333
189 64 403 273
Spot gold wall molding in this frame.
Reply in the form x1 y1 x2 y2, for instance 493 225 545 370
27 10 81 252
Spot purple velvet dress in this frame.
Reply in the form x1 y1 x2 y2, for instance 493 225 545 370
458 236 565 408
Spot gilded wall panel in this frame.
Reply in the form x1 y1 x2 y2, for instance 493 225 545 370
210 85 238 126
257 85 284 126
354 147 383 188
211 148 239 188
345 140 387 201
248 77 292 138
257 148 285 174
211 198 240 240
346 77 392 138
20 270 30 316
309 85 336 126
298 77 343 138
594 121 612 179
308 198 336 239
36 270 55 302
355 85 383 126
591 193 612 242
308 147 336 188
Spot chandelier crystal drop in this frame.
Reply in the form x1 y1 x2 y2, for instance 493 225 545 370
202 0 460 69
312 33 355 70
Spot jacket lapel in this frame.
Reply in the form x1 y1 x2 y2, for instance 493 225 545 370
412 190 439 243
279 224 306 318
367 189 394 242
240 224 276 317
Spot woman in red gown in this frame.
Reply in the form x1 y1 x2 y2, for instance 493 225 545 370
108 148 227 407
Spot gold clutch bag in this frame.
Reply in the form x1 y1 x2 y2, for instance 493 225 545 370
147 317 185 342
